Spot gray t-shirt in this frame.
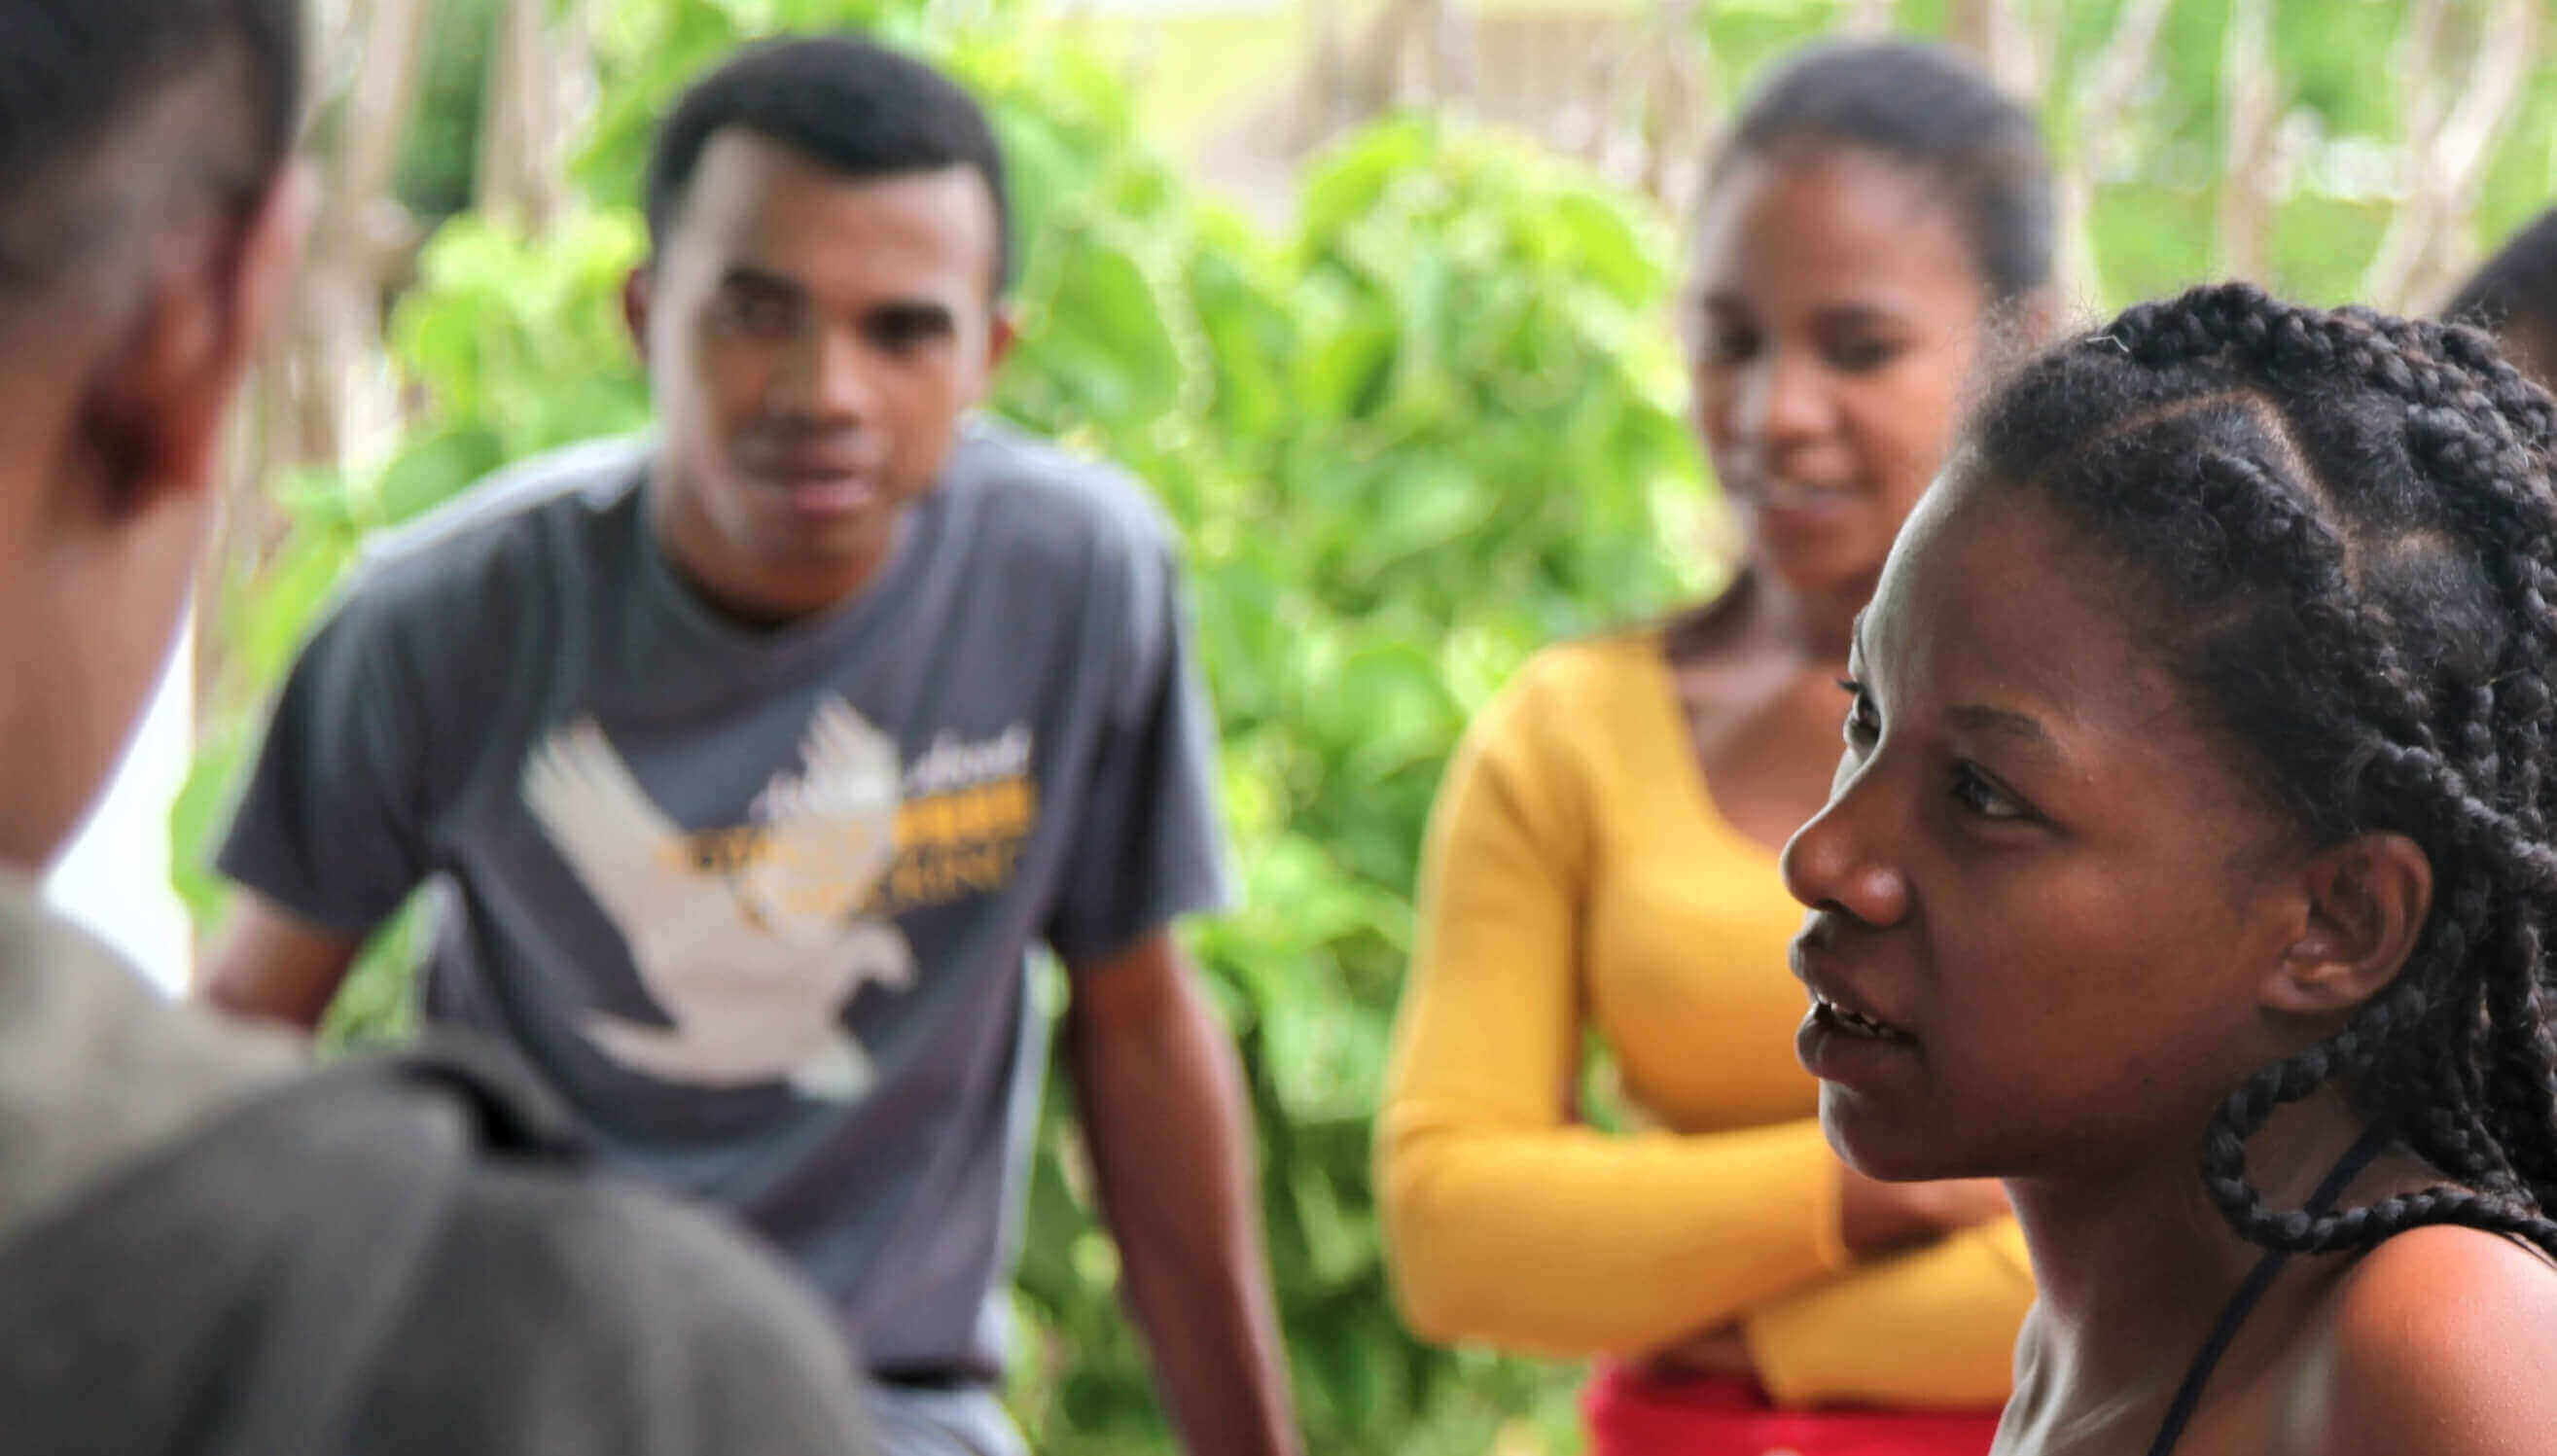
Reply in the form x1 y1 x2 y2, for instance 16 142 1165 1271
220 419 1230 1380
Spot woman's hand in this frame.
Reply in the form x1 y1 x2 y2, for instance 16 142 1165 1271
1838 1167 2008 1258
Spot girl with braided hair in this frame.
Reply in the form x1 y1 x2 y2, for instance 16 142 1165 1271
1784 280 2557 1455
1384 38 2054 1456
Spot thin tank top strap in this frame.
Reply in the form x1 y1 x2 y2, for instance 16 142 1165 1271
2142 1121 2397 1456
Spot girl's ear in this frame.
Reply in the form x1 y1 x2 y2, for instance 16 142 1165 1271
2261 832 2433 1016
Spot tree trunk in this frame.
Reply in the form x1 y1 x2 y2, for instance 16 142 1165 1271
2363 0 2540 312
1635 0 1712 215
478 0 593 234
200 0 431 708
1842 0 1898 36
287 0 432 472
1949 0 2049 98
1296 0 1348 149
2214 0 2282 285
2058 0 2176 309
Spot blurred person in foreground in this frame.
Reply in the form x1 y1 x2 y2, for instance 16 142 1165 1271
2444 207 2557 391
1379 41 2056 1455
199 33 1298 1456
0 1 874 1450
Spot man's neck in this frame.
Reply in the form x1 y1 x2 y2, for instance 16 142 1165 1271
648 496 908 629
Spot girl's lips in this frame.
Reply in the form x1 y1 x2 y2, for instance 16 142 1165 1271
1726 468 1864 506
1744 483 1870 551
1807 993 1910 1041
1797 1000 1922 1084
1793 939 1922 1084
1791 936 1909 1033
1798 988 1921 1092
1753 480 1862 512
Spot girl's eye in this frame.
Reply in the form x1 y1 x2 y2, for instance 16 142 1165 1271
1697 310 1759 367
1951 762 2028 821
1837 677 1879 746
1824 335 1904 373
1703 330 1758 367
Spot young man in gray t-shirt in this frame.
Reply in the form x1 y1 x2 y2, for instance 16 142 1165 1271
204 36 1299 1456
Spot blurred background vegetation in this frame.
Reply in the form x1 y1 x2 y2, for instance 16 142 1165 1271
167 1 2557 1451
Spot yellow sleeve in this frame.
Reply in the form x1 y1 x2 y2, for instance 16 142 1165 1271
1377 665 1852 1357
1745 1218 2034 1408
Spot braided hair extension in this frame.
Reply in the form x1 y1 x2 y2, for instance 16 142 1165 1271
1966 281 2557 1259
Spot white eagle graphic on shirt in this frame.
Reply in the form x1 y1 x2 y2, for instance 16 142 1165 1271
521 696 913 1101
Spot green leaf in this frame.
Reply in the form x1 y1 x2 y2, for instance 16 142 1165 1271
372 426 507 525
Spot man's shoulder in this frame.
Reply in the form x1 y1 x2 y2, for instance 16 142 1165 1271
433 1163 854 1361
340 435 651 621
284 1054 875 1452
0 1020 873 1455
371 1162 875 1451
945 417 1176 566
0 882 302 1242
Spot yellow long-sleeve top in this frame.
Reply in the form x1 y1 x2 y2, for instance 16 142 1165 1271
1379 630 2033 1408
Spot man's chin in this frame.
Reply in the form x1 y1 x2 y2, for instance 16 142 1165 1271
756 510 895 563
724 515 903 602
771 477 888 519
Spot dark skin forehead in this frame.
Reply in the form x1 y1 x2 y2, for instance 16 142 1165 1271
655 129 1003 303
1689 144 1989 321
1862 464 2300 876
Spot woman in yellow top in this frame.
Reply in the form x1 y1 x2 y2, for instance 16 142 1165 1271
1380 41 2057 1453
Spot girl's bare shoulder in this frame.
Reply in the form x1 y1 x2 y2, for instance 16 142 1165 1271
2313 1223 2557 1455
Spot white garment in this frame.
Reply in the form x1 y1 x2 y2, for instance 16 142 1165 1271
46 621 195 995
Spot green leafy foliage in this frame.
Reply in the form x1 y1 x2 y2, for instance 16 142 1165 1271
394 0 507 222
985 106 1708 1454
184 4 1704 1452
186 2 2557 1451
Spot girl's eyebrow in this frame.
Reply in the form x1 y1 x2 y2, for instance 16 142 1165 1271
1947 702 2063 765
1812 302 1903 330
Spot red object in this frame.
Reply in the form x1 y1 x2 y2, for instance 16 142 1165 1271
1583 1363 2003 1456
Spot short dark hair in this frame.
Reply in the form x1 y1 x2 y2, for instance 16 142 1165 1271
643 35 1012 293
1971 282 2557 1261
0 0 301 286
1714 40 2054 303
2446 208 2557 342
